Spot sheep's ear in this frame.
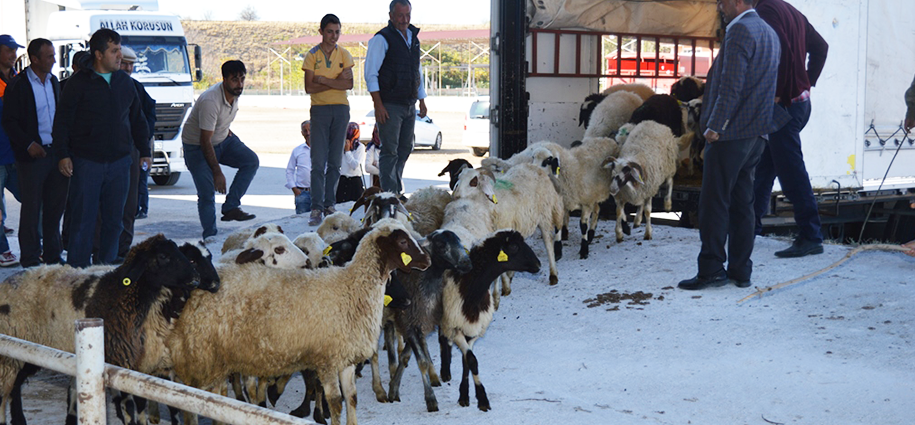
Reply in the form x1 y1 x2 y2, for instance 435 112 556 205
438 162 451 177
629 163 645 185
276 225 284 234
395 202 412 221
602 156 617 171
253 226 268 238
236 248 265 264
479 175 496 203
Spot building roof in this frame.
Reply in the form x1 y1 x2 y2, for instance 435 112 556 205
273 29 489 45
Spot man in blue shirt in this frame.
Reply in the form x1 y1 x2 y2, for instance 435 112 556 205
364 0 428 199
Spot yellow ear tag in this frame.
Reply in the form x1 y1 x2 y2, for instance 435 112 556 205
383 295 393 306
323 246 332 256
497 250 509 262
492 194 498 204
556 166 561 176
122 277 131 286
401 252 413 266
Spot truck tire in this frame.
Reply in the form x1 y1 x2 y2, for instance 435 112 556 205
152 172 181 186
472 147 488 157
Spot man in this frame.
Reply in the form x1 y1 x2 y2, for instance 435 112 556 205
285 121 312 215
52 28 151 267
2 38 68 268
182 60 259 240
678 0 787 290
753 0 829 258
365 0 428 200
0 34 24 266
303 13 354 226
114 46 156 259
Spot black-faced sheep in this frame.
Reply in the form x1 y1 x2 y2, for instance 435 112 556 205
0 235 201 425
386 229 472 412
438 230 541 411
166 220 431 425
604 121 681 243
670 75 705 103
438 158 473 190
628 94 685 137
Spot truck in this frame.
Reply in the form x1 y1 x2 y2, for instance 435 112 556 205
3 0 201 186
488 0 915 243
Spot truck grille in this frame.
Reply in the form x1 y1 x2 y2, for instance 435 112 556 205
155 103 191 141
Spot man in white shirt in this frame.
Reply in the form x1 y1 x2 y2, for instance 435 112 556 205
364 0 428 199
286 121 313 214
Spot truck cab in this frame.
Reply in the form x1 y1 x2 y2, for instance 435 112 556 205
48 9 201 186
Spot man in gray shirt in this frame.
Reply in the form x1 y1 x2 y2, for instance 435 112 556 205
182 60 259 240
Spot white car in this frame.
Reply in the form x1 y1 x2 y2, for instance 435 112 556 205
358 110 443 150
462 96 491 157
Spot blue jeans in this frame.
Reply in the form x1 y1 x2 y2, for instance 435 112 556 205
183 134 260 238
309 104 349 211
377 102 415 194
67 155 131 267
0 163 21 253
295 190 312 214
753 100 823 243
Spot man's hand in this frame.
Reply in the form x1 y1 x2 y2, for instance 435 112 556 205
27 142 46 159
418 99 427 118
905 117 914 133
214 171 227 194
292 187 303 196
139 157 152 172
58 158 73 177
902 240 915 257
374 101 389 125
704 129 720 143
340 68 353 80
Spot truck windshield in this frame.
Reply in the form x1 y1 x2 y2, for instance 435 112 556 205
121 35 190 75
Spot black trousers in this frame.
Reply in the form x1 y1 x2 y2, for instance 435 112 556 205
16 151 69 267
697 135 765 281
336 175 364 203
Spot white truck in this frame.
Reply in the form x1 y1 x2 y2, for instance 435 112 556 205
3 0 201 186
488 0 915 242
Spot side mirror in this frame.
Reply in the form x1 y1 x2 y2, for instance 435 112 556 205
195 69 203 82
191 44 203 82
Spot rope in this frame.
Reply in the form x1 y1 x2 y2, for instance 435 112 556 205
737 244 911 303
856 122 910 243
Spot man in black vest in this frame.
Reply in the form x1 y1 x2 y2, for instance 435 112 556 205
2 38 68 268
365 0 428 199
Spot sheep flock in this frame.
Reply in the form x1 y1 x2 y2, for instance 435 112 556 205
0 78 710 425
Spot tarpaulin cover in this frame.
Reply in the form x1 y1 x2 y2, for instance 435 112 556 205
528 0 720 37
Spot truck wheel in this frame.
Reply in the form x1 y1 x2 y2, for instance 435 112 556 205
472 147 488 157
152 172 181 186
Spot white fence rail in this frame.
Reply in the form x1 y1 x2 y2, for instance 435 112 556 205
0 319 313 425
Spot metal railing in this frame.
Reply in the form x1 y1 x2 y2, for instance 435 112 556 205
0 319 312 425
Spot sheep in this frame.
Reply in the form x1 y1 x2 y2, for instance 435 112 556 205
604 121 681 243
362 192 412 229
219 231 309 269
317 212 362 245
220 223 284 254
0 235 201 425
579 83 654 129
348 186 383 216
438 229 542 411
386 229 473 412
685 97 706 176
583 90 645 139
403 186 452 236
628 94 686 137
438 158 473 190
670 75 705 103
166 219 431 425
293 232 328 270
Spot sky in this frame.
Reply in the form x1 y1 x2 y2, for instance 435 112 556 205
156 0 492 25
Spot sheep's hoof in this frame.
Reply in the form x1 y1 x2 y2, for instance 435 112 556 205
549 275 559 286
431 374 441 387
426 399 439 412
644 233 652 241
561 227 569 241
587 229 595 241
440 370 452 383
579 241 589 259
616 235 624 243
664 201 672 211
621 220 631 235
501 285 511 297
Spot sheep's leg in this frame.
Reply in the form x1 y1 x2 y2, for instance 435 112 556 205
230 373 246 402
0 396 7 425
643 199 654 240
319 369 345 425
244 375 259 405
114 392 139 425
588 205 600 242
453 335 489 411
579 206 592 259
369 351 388 403
615 202 626 242
211 380 230 425
147 399 161 424
339 365 359 425
267 374 292 407
491 280 501 311
633 205 644 228
438 331 452 383
383 322 398 379
664 177 674 211
290 371 313 418
408 333 439 412
500 272 513 296
255 377 269 407
540 223 560 285
553 226 563 261
561 211 570 240
387 338 413 402
419 336 441 387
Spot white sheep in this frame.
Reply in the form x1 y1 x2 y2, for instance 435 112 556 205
220 223 285 254
166 219 431 425
219 231 309 269
317 211 362 244
293 232 328 270
603 82 656 102
403 186 452 236
604 121 681 243
583 90 645 139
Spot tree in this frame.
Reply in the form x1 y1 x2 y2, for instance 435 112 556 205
238 5 259 21
202 10 215 21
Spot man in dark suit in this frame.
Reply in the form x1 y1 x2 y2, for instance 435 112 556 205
679 0 788 290
1 38 69 268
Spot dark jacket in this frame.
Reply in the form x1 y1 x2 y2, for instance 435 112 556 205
376 22 421 105
52 67 151 163
132 78 157 142
1 67 61 163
